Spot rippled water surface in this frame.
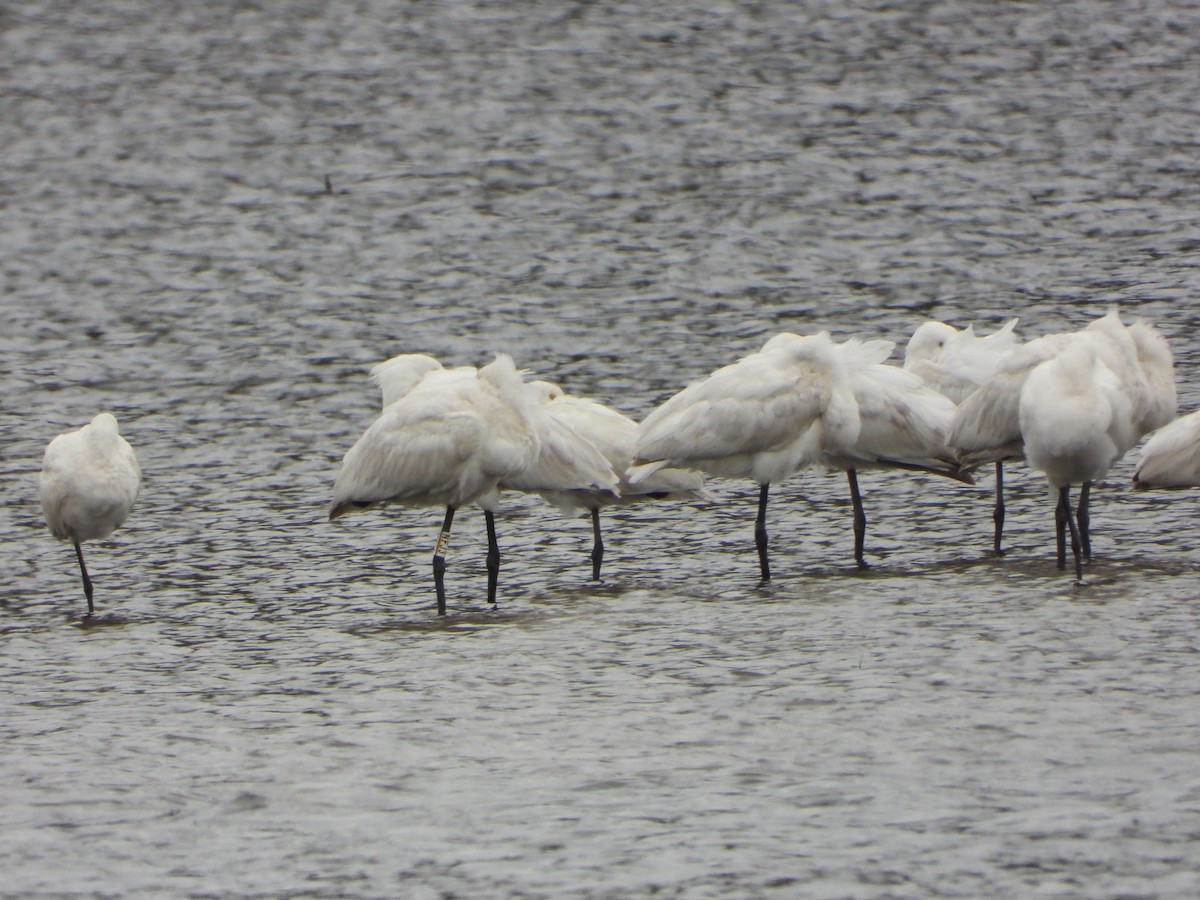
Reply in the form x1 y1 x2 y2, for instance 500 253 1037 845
4 0 1200 896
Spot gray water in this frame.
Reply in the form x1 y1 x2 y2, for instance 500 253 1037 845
3 0 1200 896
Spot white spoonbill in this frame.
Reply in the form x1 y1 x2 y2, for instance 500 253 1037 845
330 353 540 615
374 354 621 591
526 380 705 580
332 353 618 613
1019 339 1133 581
40 412 140 616
949 308 1172 556
905 317 1022 554
1133 409 1200 490
630 331 860 581
1043 311 1172 554
824 335 973 567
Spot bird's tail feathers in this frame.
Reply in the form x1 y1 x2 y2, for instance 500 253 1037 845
626 458 670 486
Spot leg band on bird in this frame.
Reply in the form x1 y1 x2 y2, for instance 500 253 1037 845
432 506 456 616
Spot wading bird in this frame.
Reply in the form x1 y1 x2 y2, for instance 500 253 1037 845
824 336 974 567
950 308 1174 557
631 331 860 582
40 412 140 616
905 318 1022 553
1018 339 1133 581
526 380 705 580
331 353 617 614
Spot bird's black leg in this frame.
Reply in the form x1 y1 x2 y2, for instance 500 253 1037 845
433 506 456 615
993 461 1006 556
1063 486 1083 582
74 541 94 616
1077 481 1092 559
755 483 771 583
484 510 500 605
848 468 867 569
589 507 604 582
1055 486 1069 571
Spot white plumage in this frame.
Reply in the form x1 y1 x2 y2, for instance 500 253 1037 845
39 412 140 615
1134 409 1200 490
331 355 535 518
331 353 537 613
526 380 705 580
904 317 1021 405
823 336 973 566
1019 339 1132 580
330 352 618 613
370 353 458 409
631 330 860 580
949 308 1175 558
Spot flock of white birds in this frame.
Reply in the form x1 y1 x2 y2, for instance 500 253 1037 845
38 307 1200 617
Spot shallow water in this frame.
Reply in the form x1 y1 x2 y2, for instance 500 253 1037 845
3 0 1200 896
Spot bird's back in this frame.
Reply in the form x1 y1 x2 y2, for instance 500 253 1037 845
634 337 851 478
1019 342 1130 488
40 413 140 543
370 354 446 408
838 360 961 474
1134 409 1200 489
534 390 703 505
502 402 619 499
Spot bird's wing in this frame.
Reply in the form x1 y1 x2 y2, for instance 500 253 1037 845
635 354 828 465
38 434 77 539
1135 410 1200 488
331 399 487 508
838 338 897 371
844 366 959 469
544 396 637 472
504 406 619 495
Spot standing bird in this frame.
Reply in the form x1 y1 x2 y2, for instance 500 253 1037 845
630 331 861 582
39 412 141 616
374 354 620 589
949 330 1077 553
904 318 1022 554
1133 409 1200 489
1018 339 1133 581
526 380 705 580
331 353 617 614
949 308 1173 556
331 354 539 614
822 336 974 567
